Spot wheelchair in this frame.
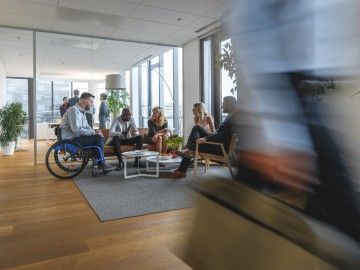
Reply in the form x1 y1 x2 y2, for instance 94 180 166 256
45 125 109 179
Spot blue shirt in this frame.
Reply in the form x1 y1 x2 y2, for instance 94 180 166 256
60 103 96 139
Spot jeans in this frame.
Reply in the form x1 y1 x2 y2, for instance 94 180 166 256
73 135 104 163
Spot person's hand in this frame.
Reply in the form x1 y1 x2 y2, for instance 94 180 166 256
131 130 138 137
95 129 103 137
196 137 207 144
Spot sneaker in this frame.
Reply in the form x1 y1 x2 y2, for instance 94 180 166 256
101 163 115 172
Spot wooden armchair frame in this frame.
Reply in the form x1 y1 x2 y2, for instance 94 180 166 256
194 136 236 179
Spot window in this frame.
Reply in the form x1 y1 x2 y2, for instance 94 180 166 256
53 81 71 120
36 81 52 123
163 49 174 129
140 62 149 127
203 39 212 114
131 67 139 123
220 39 237 121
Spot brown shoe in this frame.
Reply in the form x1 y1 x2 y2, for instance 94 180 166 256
168 170 186 178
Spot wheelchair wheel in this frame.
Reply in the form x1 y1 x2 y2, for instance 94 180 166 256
45 140 86 179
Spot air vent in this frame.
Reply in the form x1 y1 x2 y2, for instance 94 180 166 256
195 20 219 34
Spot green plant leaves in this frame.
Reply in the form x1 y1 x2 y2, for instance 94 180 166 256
107 90 129 114
165 134 183 150
0 102 27 147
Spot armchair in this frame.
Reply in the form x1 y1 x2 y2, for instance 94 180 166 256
194 135 236 178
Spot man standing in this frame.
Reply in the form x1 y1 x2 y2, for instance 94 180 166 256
61 92 114 171
169 96 238 178
99 93 110 129
68 89 80 107
59 97 69 117
109 108 143 170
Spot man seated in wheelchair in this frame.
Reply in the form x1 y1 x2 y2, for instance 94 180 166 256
61 92 114 172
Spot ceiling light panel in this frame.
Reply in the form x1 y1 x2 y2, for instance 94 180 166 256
143 0 222 16
131 6 198 26
59 0 138 17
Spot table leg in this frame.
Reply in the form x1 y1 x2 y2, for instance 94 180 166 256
124 157 127 179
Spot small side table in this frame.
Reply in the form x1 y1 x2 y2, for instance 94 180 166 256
122 150 159 179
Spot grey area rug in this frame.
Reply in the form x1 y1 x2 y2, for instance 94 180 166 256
74 162 231 221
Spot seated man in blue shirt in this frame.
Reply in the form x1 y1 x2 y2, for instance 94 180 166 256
61 92 114 172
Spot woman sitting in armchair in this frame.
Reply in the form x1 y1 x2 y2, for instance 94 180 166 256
177 102 215 157
144 106 171 154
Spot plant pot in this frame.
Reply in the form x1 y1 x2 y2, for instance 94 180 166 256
1 141 16 155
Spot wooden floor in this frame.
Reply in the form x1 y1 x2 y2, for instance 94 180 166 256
0 142 193 269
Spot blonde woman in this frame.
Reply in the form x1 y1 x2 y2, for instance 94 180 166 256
176 102 215 157
193 102 215 134
145 106 171 153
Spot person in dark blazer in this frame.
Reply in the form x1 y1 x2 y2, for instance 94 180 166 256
169 96 238 178
68 89 80 107
99 93 110 129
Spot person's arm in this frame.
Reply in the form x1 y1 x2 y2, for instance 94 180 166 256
207 115 215 133
68 110 96 136
109 119 125 139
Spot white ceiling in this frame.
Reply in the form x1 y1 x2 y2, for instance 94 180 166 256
0 0 231 79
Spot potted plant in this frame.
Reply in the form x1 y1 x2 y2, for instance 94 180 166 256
107 89 129 118
165 134 183 155
0 102 27 155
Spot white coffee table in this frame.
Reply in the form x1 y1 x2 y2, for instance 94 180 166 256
122 150 159 179
146 156 182 172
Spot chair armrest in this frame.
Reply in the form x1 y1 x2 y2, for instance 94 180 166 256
195 141 227 156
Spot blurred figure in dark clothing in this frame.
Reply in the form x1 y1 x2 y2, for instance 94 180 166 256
228 0 360 243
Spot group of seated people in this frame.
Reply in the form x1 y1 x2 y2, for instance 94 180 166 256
60 92 238 177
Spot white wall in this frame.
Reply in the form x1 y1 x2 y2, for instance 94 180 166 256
0 62 6 107
183 39 201 137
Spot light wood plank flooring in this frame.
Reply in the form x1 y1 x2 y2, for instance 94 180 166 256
0 142 192 269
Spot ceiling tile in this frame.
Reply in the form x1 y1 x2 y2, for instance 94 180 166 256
173 27 198 38
21 0 58 5
143 0 221 16
131 6 198 26
159 35 190 46
120 18 182 35
111 28 168 44
59 0 138 17
0 11 53 30
0 0 56 18
188 16 218 29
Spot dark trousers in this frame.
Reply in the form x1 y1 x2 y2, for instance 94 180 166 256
111 135 143 163
73 135 104 163
178 125 224 173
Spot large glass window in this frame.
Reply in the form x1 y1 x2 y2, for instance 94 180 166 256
36 81 52 123
131 67 139 123
163 50 174 129
203 39 212 114
141 62 149 127
150 56 160 109
53 81 71 120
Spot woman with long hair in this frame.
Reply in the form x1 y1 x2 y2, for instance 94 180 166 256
145 106 171 153
177 102 215 157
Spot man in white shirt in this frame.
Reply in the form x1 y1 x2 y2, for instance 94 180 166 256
109 108 143 170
